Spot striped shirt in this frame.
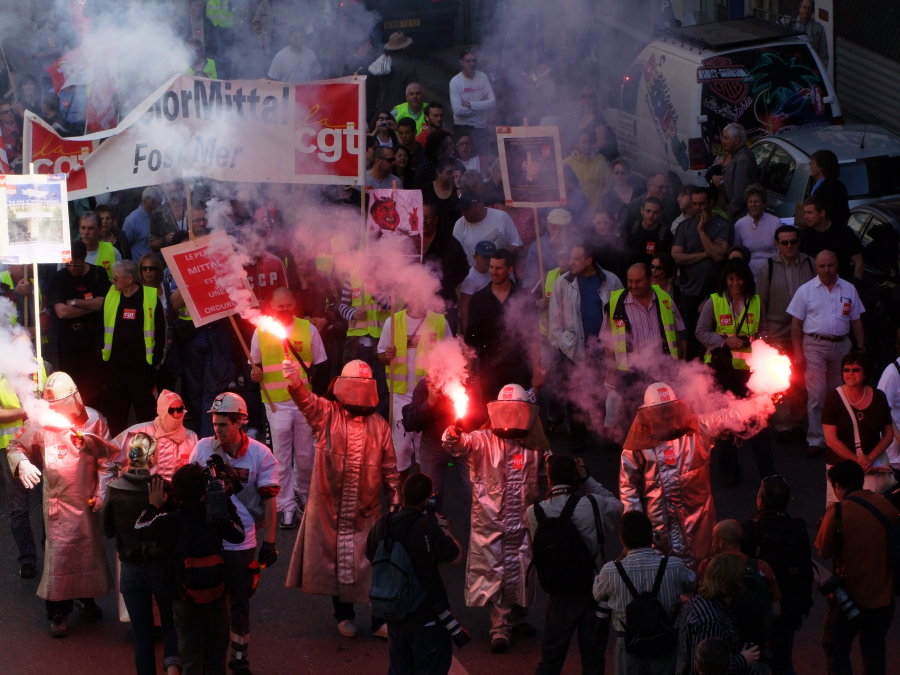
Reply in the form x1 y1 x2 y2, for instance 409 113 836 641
675 595 749 675
337 279 392 323
599 291 685 354
593 548 696 632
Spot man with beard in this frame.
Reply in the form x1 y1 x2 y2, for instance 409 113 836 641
282 359 401 639
366 146 402 190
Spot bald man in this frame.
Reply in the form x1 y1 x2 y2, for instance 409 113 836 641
250 287 329 528
786 250 865 457
698 519 782 618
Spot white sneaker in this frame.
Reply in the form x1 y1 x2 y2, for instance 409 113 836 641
373 624 389 639
338 620 359 637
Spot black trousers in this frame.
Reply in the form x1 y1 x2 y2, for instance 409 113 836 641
713 367 777 482
102 361 157 436
172 596 231 675
387 622 453 675
223 548 257 673
535 591 608 675
770 615 798 675
822 598 894 675
332 595 386 631
46 598 92 620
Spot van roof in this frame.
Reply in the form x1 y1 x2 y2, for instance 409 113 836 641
656 16 802 51
766 125 900 161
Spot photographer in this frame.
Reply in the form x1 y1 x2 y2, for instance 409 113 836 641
816 460 898 675
135 464 245 675
365 473 462 675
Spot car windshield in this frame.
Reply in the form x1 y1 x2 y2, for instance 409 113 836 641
840 157 900 199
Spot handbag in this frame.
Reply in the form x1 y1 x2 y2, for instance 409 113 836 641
709 300 750 373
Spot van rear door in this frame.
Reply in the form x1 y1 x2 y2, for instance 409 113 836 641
699 43 834 156
617 61 645 163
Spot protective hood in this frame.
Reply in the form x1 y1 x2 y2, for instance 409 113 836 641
487 400 539 439
333 376 379 411
42 372 87 424
155 389 187 442
623 399 698 450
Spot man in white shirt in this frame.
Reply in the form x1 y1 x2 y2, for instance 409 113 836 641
787 251 865 457
449 49 496 154
377 300 452 478
249 288 328 528
453 191 522 265
267 28 323 84
366 146 402 190
876 328 900 469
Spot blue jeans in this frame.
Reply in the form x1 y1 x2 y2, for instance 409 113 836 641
3 459 37 565
120 561 180 675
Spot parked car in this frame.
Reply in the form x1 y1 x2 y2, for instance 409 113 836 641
751 125 900 218
846 199 900 369
605 15 839 188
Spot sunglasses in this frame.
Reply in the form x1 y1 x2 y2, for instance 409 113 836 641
842 367 863 373
168 405 186 414
380 156 395 162
649 264 664 271
778 239 799 246
0 109 13 115
141 265 159 271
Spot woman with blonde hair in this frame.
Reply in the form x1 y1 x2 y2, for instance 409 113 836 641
675 554 760 675
102 433 180 675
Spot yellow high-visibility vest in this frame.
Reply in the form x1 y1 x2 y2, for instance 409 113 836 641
391 102 428 134
102 286 157 365
259 318 313 401
703 294 760 370
0 361 47 450
206 0 235 28
539 267 561 338
94 242 117 282
386 310 447 395
609 286 679 370
346 271 392 338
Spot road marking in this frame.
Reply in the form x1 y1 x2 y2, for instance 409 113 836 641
450 655 469 675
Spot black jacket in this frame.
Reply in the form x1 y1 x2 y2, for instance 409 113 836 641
101 471 172 565
813 177 850 227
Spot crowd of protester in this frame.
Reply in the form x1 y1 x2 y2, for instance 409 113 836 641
1 3 900 675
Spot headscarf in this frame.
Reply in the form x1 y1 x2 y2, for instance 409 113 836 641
153 389 188 443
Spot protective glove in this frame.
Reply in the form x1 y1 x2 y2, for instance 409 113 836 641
91 495 104 513
258 541 278 569
282 360 302 388
17 459 42 489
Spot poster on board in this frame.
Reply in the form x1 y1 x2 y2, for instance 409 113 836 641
161 230 258 328
0 174 70 264
366 188 424 261
496 126 567 208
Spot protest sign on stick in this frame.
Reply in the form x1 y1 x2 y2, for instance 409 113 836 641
496 126 567 209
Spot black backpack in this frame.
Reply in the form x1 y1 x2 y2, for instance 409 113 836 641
749 515 814 623
615 556 678 657
368 513 427 620
528 493 603 594
730 557 776 644
846 495 900 595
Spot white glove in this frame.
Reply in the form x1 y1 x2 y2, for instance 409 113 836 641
282 359 302 387
17 459 42 489
91 496 103 513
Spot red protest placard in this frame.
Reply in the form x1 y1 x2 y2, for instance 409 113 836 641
161 230 257 327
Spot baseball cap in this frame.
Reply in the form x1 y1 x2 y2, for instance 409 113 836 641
547 209 572 226
474 240 497 256
458 190 481 209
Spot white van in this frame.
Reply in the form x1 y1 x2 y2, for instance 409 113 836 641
606 16 842 187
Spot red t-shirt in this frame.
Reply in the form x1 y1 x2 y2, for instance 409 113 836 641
697 551 782 601
243 252 287 310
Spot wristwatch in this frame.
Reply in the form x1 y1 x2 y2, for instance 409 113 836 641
69 299 77 307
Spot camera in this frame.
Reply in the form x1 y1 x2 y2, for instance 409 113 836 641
425 493 439 513
204 455 243 525
434 602 471 648
818 574 861 620
380 119 390 128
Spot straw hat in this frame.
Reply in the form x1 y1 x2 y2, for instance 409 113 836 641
384 32 413 51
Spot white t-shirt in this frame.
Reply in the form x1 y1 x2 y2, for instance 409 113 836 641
189 436 280 551
377 315 452 394
267 46 323 84
877 359 900 465
460 267 491 296
453 208 523 266
449 70 496 129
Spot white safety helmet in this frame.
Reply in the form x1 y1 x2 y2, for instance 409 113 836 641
333 359 378 410
488 384 539 439
42 372 86 419
641 382 678 408
208 392 249 419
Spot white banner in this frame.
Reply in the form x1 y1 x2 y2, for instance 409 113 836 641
0 174 71 264
23 74 367 199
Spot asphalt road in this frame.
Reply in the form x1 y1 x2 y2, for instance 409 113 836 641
1 428 897 675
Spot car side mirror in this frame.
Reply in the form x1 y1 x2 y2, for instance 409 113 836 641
608 90 620 109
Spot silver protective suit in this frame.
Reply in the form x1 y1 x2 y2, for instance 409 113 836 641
6 408 115 600
284 385 401 603
619 404 748 567
442 428 542 607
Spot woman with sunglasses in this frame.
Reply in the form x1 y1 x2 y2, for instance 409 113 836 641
697 258 777 487
822 351 896 502
650 252 678 304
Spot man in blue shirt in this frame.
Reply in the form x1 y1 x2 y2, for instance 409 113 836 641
123 187 163 261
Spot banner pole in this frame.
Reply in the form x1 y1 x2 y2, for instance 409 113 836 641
33 262 42 388
389 291 396 428
185 178 195 241
533 209 545 283
229 314 276 413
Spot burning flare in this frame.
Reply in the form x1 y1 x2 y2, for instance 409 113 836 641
746 341 792 397
41 410 74 431
254 315 289 340
448 382 469 420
